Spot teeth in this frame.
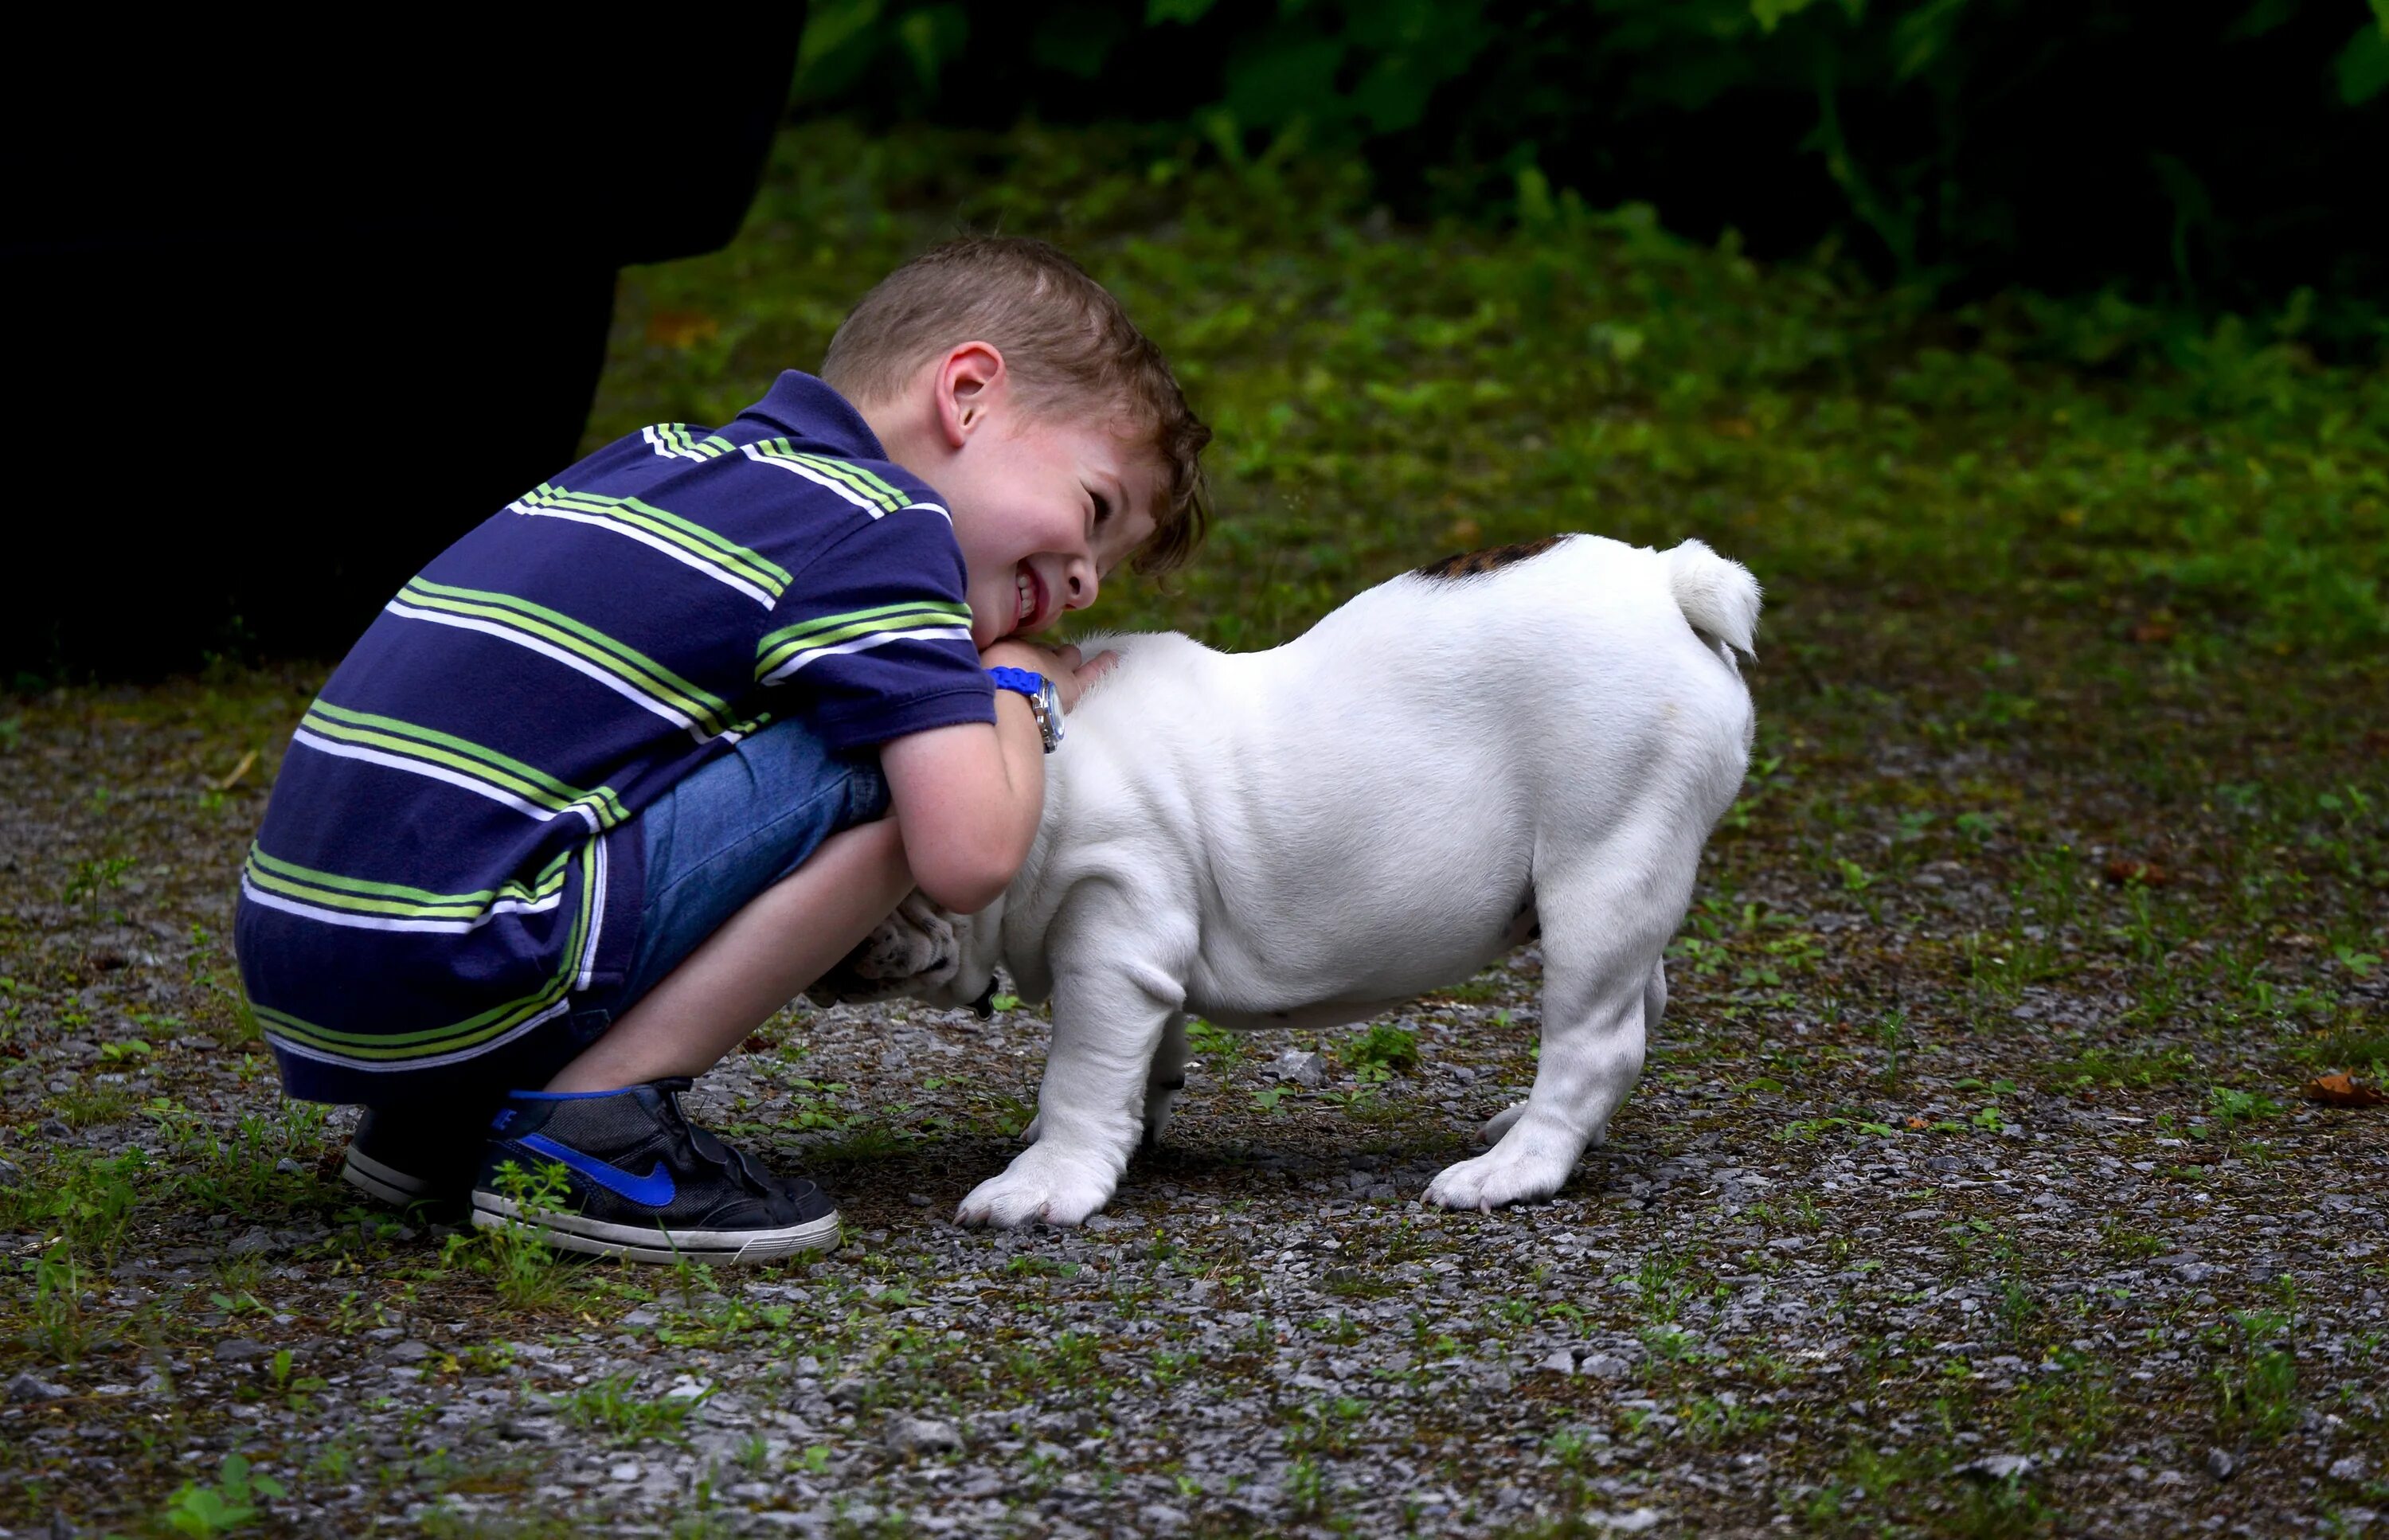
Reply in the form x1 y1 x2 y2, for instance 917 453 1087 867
1016 571 1034 625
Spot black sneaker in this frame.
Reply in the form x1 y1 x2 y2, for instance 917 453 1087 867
469 1079 840 1264
342 1105 495 1210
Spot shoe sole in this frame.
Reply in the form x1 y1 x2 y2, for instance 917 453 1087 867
469 1193 841 1264
343 1147 439 1208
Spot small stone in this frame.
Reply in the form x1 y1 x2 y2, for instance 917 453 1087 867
1585 1508 1663 1533
39 1118 71 1140
49 1509 78 1539
224 1226 278 1257
2206 1448 2237 1481
7 1370 72 1402
213 1338 271 1363
385 1340 432 1362
1139 1503 1188 1530
1537 1350 1577 1375
498 1416 560 1442
619 1306 662 1328
608 1460 642 1483
1271 1049 1327 1089
886 1415 962 1454
1581 1354 1632 1381
0 1156 22 1188
2329 1455 2368 1482
906 1193 933 1208
1955 1453 2034 1482
827 1378 870 1409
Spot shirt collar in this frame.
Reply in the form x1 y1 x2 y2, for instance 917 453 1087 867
736 371 888 459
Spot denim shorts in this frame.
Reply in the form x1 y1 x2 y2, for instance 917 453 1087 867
549 716 890 1069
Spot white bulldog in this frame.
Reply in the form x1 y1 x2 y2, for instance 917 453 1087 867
818 534 1760 1226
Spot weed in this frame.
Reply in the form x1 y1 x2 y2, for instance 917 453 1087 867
1335 1022 1421 1077
158 1452 287 1536
551 1372 709 1446
443 1159 581 1308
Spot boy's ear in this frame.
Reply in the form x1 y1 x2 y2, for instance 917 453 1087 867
936 341 1009 448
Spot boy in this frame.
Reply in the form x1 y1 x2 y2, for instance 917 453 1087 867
234 236 1210 1262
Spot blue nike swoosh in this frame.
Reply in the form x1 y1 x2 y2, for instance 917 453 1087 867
518 1134 676 1207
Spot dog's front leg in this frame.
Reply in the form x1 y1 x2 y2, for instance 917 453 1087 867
958 946 1187 1229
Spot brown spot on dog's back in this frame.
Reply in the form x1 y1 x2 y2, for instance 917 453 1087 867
1416 534 1567 580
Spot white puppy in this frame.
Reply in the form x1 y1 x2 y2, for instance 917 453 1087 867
820 534 1759 1226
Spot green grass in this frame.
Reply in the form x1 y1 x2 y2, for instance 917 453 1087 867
592 120 2388 661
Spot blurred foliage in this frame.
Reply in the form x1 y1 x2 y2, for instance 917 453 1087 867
592 121 2387 658
789 0 2389 344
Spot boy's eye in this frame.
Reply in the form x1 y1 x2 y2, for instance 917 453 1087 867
1089 489 1112 526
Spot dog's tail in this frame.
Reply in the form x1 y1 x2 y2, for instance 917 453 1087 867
1666 539 1761 663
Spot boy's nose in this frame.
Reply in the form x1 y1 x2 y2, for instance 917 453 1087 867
1064 559 1097 612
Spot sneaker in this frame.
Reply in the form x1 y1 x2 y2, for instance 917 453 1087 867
342 1105 494 1210
470 1079 840 1264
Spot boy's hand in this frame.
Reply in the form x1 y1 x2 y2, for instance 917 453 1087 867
983 640 1117 713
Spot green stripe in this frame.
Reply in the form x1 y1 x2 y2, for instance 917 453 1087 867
302 702 628 825
522 483 790 596
748 440 905 510
248 846 568 909
760 599 975 651
654 423 731 459
397 579 733 735
757 604 975 679
256 847 595 1060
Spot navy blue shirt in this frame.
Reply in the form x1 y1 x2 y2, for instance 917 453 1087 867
236 373 994 1101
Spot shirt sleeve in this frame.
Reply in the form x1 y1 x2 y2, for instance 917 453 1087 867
755 510 995 749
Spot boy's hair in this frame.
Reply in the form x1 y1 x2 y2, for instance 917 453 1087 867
822 236 1210 575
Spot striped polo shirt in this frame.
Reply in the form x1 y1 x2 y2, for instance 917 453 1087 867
235 372 995 1102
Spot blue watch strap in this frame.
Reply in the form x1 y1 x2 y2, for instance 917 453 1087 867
987 666 1046 699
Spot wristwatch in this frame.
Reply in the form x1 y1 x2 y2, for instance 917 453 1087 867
987 666 1064 753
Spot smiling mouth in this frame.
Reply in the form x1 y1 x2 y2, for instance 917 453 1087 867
1013 566 1045 634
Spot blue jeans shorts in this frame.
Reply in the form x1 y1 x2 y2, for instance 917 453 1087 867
550 717 890 1073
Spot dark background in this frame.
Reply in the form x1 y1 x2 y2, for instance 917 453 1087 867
6 2 2380 677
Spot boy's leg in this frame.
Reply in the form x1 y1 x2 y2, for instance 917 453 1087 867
544 815 912 1092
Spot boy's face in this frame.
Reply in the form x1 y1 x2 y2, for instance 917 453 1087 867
942 410 1160 649
870 344 1161 650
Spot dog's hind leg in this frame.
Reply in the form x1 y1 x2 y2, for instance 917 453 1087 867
1428 858 1681 1212
1142 1012 1189 1151
1477 957 1667 1147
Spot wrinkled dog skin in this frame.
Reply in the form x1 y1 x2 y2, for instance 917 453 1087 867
825 535 1760 1226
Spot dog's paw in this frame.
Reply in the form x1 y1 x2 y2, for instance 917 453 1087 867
955 1147 1117 1229
1478 1101 1527 1146
1424 1146 1572 1213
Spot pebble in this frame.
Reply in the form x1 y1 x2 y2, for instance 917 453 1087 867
2207 1447 2238 1481
885 1416 963 1454
1271 1049 1327 1089
7 1370 72 1402
212 1339 271 1362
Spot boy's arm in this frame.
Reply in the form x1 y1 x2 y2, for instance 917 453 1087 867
879 641 1112 914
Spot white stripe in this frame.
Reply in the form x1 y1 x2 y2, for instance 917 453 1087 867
240 875 565 935
642 424 707 463
508 501 775 607
265 996 573 1074
759 625 975 686
740 445 886 516
385 601 714 742
576 836 608 993
290 729 597 828
897 502 952 524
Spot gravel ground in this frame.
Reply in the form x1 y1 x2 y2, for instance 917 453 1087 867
2 616 2384 1538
